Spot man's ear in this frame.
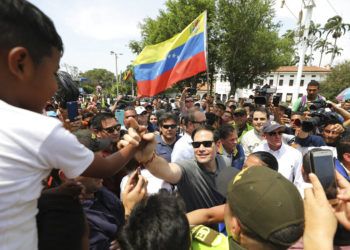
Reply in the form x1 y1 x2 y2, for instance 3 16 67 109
343 153 350 164
7 47 34 81
58 170 68 182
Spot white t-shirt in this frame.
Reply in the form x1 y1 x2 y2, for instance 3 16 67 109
0 100 94 250
171 133 194 162
254 142 304 187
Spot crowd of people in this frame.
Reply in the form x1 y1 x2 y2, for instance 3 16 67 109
1 0 350 250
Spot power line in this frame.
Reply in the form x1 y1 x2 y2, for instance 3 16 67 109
281 0 299 21
325 0 339 16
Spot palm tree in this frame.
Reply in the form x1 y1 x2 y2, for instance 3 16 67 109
307 21 321 65
314 39 331 66
326 45 343 66
323 15 350 66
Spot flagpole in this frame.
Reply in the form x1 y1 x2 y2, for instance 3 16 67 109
203 10 210 95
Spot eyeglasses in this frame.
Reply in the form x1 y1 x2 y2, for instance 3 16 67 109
267 131 283 136
191 120 206 126
162 124 177 129
103 124 121 133
192 140 213 148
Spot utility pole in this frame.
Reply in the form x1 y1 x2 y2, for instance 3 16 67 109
110 51 122 96
294 0 316 103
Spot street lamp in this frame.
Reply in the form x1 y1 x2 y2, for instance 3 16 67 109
110 51 123 96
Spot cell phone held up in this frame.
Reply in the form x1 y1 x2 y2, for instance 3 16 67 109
66 101 79 122
310 149 338 204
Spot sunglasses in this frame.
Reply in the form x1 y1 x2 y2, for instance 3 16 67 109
162 124 177 129
104 124 121 133
267 131 283 136
191 140 213 148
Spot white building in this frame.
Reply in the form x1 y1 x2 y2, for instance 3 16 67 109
215 66 331 103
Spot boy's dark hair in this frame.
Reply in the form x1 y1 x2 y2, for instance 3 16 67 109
0 0 64 64
117 190 190 250
253 107 270 119
191 125 215 140
37 188 87 250
158 113 178 126
337 135 350 162
308 80 320 89
251 151 279 171
90 112 116 131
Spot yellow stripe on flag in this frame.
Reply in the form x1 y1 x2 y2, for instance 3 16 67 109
133 11 206 65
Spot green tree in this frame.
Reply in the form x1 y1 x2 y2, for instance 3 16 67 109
320 61 350 101
314 38 331 66
80 68 115 88
326 45 343 66
217 0 291 94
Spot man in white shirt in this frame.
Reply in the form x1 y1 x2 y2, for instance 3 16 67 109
241 107 269 157
254 122 304 187
171 110 206 162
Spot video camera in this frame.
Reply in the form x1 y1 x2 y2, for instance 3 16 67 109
300 100 340 132
254 85 277 105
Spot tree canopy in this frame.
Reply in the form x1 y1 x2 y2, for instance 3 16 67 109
320 61 350 101
80 68 115 88
129 0 294 95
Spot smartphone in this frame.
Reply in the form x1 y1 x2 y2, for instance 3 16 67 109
284 108 292 119
115 109 125 127
310 150 338 203
272 95 281 107
187 87 197 96
66 101 78 122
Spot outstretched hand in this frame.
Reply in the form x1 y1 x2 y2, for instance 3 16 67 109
117 117 156 163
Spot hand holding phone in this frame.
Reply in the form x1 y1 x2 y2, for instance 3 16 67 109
310 149 338 204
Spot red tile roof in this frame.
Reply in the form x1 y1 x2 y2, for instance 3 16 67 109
274 66 331 73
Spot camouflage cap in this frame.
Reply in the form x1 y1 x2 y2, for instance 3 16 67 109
227 166 304 246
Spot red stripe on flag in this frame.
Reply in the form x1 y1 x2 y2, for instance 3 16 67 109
137 51 206 97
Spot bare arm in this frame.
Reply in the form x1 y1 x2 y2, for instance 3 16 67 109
186 204 225 225
81 144 137 178
144 155 182 184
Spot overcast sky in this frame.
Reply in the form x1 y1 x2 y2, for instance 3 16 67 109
30 0 350 75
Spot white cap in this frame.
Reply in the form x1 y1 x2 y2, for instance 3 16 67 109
135 106 147 115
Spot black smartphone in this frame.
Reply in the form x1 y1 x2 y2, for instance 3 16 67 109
284 108 292 119
310 150 338 204
272 95 281 107
187 87 197 96
66 101 78 122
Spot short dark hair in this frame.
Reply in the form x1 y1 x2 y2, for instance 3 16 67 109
337 135 350 162
307 80 320 89
0 0 64 64
205 112 220 126
217 124 237 140
250 151 279 171
37 189 87 250
253 107 270 119
117 190 190 250
158 112 178 126
191 125 215 140
90 112 116 131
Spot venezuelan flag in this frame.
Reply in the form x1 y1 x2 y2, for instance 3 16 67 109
133 11 207 97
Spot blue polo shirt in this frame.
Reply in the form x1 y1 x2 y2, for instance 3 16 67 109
155 134 180 162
